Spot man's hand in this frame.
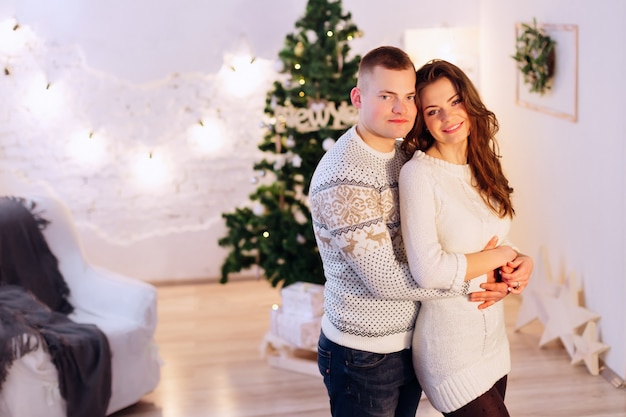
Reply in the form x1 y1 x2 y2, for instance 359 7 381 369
469 281 509 309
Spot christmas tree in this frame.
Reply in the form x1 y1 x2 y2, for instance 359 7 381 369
218 0 362 288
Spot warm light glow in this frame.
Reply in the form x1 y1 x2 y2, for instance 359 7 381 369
21 74 67 121
218 36 269 97
218 55 265 97
0 19 32 56
67 130 107 167
133 150 170 189
187 117 226 154
404 27 480 87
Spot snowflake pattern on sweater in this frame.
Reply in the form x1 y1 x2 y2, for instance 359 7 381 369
309 127 469 354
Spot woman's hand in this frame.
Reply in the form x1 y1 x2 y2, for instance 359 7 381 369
500 254 534 294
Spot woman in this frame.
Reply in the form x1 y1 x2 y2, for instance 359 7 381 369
399 59 533 416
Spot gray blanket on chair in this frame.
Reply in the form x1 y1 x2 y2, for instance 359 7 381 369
0 196 112 417
0 286 112 417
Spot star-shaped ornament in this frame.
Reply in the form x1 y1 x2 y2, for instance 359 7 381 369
571 321 610 376
515 246 560 331
538 287 599 357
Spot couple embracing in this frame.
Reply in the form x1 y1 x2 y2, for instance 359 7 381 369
309 46 533 417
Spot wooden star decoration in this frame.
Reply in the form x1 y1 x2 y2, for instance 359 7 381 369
515 245 560 331
514 288 546 330
571 321 610 376
562 271 583 307
538 287 599 357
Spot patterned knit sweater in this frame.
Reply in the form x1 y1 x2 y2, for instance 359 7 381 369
399 151 512 412
309 127 470 354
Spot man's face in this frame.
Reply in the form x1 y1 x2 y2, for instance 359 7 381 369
351 66 417 149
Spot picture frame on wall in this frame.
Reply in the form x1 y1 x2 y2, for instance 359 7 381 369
514 23 579 122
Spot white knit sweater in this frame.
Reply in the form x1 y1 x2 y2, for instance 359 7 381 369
399 150 512 412
309 127 470 355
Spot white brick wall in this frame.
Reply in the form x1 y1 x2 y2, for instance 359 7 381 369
0 22 274 281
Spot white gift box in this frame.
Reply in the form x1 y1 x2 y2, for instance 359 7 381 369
280 282 324 318
270 306 321 350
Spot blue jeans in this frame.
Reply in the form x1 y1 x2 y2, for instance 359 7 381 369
318 331 422 417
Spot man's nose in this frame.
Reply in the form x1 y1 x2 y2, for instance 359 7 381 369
392 99 407 114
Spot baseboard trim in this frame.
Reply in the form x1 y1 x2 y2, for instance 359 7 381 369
151 273 260 287
600 361 625 389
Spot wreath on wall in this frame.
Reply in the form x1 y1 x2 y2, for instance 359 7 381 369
512 18 557 95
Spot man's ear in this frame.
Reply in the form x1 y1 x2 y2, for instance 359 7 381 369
350 87 362 109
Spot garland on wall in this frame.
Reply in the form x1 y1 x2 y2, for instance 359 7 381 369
0 18 274 244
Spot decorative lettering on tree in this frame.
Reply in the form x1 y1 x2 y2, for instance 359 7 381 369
274 101 357 133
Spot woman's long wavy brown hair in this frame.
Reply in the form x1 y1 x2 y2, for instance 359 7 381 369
401 59 514 218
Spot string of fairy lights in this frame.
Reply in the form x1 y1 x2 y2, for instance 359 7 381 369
0 18 272 192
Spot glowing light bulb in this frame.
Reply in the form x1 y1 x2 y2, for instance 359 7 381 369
67 130 106 167
22 74 66 120
0 19 31 56
188 117 226 154
218 37 267 97
133 150 170 189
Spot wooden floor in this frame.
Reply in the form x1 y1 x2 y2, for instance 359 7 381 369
111 279 626 417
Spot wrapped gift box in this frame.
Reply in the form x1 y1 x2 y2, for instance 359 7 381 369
280 282 324 319
270 305 321 350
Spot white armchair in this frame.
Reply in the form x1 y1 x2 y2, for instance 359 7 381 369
0 173 161 416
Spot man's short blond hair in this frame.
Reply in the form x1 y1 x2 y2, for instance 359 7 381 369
357 46 416 88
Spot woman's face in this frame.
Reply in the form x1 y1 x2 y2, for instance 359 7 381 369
419 77 470 148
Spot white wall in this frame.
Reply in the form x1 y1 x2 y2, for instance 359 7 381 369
1 0 623 380
3 0 478 83
3 0 307 83
0 0 479 282
479 0 626 381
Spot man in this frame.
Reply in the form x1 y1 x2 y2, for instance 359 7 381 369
309 46 532 417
